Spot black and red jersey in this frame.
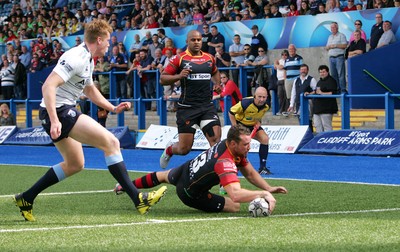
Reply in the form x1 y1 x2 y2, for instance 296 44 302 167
163 49 218 107
183 139 248 198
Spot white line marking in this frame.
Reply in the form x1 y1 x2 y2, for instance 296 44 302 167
1 208 399 233
0 190 112 199
272 208 400 217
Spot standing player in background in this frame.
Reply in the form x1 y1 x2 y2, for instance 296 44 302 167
229 87 272 175
159 30 222 169
13 19 167 222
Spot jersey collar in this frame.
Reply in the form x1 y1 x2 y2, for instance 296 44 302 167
225 141 242 165
185 49 204 57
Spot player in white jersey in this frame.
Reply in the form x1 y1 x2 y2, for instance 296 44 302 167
13 19 167 222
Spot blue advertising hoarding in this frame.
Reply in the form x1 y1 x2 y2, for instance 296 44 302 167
299 130 400 156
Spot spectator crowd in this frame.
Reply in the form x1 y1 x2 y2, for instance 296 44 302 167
0 0 398 129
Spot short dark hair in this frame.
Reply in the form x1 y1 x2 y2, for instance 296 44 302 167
300 63 309 70
384 20 392 26
318 65 329 72
220 71 229 78
227 125 250 143
157 28 165 35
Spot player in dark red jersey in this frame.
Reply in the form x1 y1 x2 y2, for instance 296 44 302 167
115 125 288 214
159 30 223 169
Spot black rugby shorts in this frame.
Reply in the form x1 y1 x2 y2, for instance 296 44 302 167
39 105 82 142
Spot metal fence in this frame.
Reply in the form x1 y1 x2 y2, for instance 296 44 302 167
2 65 398 130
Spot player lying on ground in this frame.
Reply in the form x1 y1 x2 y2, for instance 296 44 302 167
115 125 287 214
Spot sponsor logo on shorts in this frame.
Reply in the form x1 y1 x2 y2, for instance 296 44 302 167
68 109 77 118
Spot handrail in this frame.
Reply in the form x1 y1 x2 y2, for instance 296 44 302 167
362 69 400 101
300 92 400 129
8 66 399 130
3 92 399 130
90 65 275 129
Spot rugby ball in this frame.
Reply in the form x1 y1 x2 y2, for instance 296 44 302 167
248 197 270 217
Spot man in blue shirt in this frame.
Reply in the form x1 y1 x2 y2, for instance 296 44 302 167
283 44 303 115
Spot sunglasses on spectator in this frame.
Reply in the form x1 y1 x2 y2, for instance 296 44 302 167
221 76 227 79
258 50 265 52
355 23 361 25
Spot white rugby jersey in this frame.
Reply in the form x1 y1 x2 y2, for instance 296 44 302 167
40 43 94 108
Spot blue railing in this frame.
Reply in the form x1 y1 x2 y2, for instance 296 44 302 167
0 99 42 127
5 66 399 130
300 92 399 129
93 65 276 129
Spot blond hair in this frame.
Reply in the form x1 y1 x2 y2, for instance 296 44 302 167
84 19 113 44
165 38 174 47
0 103 10 116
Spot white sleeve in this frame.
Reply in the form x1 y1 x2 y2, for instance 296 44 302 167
340 33 348 44
53 49 87 83
290 79 297 107
310 78 317 90
229 45 234 53
326 35 333 46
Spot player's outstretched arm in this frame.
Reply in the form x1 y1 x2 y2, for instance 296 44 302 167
84 85 130 113
240 163 288 194
114 102 131 113
224 182 276 213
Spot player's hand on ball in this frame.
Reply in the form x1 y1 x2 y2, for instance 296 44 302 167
264 192 276 214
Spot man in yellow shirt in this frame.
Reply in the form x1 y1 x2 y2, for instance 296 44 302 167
229 87 272 175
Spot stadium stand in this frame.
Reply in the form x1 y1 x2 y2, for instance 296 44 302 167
0 1 399 130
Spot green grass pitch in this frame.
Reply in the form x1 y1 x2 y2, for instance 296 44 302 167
1 165 399 251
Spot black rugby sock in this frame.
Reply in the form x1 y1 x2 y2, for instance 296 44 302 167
259 144 269 168
23 168 59 204
108 161 140 206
